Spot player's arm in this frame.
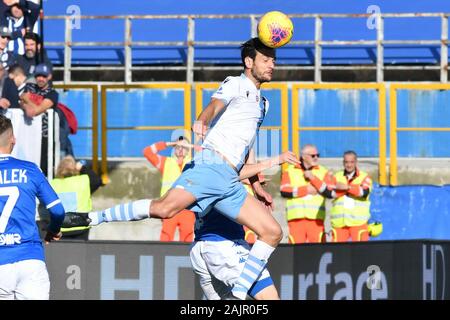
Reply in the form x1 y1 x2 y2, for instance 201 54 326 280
193 98 226 140
239 151 300 180
44 199 65 243
193 77 236 140
245 149 274 210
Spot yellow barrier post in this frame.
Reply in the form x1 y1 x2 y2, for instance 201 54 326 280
100 84 191 180
54 84 99 173
291 83 387 185
389 83 450 185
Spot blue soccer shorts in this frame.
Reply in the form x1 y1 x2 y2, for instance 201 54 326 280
172 149 248 220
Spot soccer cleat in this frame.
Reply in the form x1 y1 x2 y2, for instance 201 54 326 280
62 212 91 229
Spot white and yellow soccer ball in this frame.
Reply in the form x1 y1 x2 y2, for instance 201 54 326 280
257 11 294 48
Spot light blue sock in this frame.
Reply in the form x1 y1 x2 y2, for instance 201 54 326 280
231 240 275 300
88 199 151 226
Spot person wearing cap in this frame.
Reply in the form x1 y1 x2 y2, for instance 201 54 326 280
0 25 11 52
20 63 57 118
21 63 74 174
143 136 196 242
0 26 15 71
0 25 11 102
280 144 333 244
328 150 373 242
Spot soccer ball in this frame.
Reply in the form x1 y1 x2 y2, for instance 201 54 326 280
257 11 294 48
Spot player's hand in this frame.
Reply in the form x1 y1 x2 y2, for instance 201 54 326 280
44 230 62 244
192 121 207 141
277 151 300 166
254 186 274 211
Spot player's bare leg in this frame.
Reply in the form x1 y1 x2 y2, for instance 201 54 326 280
65 188 197 228
150 188 196 219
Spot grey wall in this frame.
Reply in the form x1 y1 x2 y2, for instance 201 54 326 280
46 239 450 300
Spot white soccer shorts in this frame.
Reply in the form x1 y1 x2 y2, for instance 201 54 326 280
190 239 272 300
0 259 50 300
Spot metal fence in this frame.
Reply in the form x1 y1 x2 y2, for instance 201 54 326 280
291 83 387 185
45 13 450 84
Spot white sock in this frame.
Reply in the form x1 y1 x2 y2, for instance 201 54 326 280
232 240 275 300
231 240 275 300
88 199 152 226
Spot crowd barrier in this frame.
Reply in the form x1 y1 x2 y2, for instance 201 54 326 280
45 239 449 300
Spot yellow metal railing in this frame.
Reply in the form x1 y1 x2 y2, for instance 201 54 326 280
292 83 387 185
389 83 450 185
54 84 99 173
100 84 191 180
195 82 290 154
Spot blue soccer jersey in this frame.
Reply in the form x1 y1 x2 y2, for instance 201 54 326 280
194 208 245 241
0 155 65 265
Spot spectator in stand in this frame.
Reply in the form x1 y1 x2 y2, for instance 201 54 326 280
0 25 10 95
0 1 39 56
0 64 27 109
5 3 26 55
143 136 196 242
0 26 14 69
15 32 52 78
20 63 73 174
0 24 8 52
0 1 39 27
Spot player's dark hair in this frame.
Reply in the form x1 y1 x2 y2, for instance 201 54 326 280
241 37 276 65
0 114 13 136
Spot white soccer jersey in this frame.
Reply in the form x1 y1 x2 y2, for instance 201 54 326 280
203 74 269 170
